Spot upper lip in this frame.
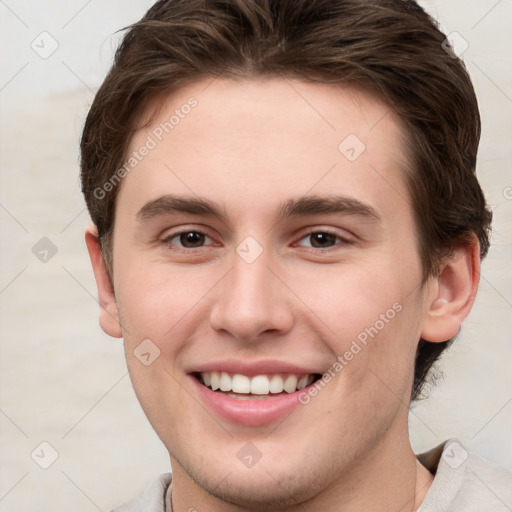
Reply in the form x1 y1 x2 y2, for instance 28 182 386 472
189 359 323 377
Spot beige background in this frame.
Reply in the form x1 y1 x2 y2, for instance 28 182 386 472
0 0 511 510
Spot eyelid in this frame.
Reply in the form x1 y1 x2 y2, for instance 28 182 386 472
295 226 355 241
293 227 355 251
160 225 218 248
158 225 355 252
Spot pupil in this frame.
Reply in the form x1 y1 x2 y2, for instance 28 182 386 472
180 232 204 247
311 232 336 248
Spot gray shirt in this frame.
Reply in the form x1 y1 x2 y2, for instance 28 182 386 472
111 439 512 511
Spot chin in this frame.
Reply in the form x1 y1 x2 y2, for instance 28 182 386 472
195 469 323 510
174 446 335 511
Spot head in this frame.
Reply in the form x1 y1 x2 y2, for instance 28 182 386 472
81 0 491 507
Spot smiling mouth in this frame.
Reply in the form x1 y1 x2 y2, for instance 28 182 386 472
195 371 322 399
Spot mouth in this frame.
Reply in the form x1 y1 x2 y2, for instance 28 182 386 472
189 362 325 426
194 371 322 400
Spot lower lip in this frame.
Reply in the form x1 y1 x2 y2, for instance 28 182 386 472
190 375 306 427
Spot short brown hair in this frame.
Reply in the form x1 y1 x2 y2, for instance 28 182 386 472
80 0 492 400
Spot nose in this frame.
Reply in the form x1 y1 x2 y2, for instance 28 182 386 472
209 249 294 342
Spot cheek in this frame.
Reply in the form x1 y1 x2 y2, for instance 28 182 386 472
299 263 411 341
114 261 221 351
114 265 209 430
299 259 424 392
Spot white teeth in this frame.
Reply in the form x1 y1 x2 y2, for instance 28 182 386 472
297 375 309 390
269 375 284 393
219 372 231 392
232 374 251 393
210 371 220 391
201 372 211 387
283 375 298 393
199 372 316 395
251 375 270 395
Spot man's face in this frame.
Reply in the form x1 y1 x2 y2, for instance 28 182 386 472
110 78 430 506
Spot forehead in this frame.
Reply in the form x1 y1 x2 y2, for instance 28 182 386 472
119 77 411 224
139 77 402 155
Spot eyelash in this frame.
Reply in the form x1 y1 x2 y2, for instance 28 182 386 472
295 229 353 252
161 227 353 252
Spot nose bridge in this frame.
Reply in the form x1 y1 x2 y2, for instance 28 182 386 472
232 253 272 306
209 247 293 340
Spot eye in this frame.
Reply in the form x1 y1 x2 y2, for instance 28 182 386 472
296 230 350 250
163 230 214 249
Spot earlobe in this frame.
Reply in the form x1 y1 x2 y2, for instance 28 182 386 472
421 237 481 343
84 224 123 338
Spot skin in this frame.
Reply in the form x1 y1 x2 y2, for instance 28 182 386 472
86 77 480 511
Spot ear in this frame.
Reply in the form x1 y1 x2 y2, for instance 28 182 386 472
421 236 481 342
84 224 122 338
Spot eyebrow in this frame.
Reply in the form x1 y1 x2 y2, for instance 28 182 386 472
137 195 226 222
278 195 381 222
136 194 381 223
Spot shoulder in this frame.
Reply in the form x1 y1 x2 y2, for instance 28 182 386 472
110 473 172 512
418 439 512 512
